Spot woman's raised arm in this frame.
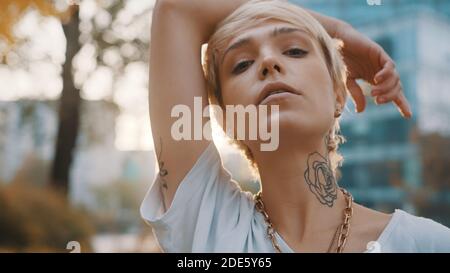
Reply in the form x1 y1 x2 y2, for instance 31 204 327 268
149 0 248 209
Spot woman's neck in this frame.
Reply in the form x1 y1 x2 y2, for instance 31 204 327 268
253 137 347 249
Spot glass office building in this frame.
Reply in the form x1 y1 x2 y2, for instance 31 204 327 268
290 0 450 224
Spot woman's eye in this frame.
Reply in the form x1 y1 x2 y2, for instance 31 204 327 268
284 48 308 57
232 60 254 75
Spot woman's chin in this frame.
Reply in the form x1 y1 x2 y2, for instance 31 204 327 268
277 112 331 137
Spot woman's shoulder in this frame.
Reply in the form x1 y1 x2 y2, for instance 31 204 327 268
378 209 450 252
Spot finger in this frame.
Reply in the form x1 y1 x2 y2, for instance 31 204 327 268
374 60 395 84
393 92 412 119
375 80 401 104
371 74 399 97
375 46 394 73
347 78 366 113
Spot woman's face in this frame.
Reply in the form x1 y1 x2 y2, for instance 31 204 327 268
218 20 338 149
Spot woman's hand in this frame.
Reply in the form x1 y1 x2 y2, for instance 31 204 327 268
336 23 412 118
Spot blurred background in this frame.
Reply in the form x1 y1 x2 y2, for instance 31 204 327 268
0 0 449 252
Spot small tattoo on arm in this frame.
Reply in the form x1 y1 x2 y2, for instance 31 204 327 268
304 149 338 207
157 137 169 190
156 137 169 211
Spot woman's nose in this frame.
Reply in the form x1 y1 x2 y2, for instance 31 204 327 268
259 55 283 80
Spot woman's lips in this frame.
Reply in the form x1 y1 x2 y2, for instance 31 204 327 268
258 81 301 105
259 91 297 105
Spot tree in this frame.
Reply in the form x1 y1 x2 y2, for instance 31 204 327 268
50 6 81 195
0 1 79 195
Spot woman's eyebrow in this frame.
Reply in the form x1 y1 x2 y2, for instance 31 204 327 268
271 26 308 37
221 27 310 64
221 37 251 64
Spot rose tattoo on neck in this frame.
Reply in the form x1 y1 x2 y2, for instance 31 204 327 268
304 151 338 207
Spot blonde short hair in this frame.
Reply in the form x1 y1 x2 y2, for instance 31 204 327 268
203 0 348 178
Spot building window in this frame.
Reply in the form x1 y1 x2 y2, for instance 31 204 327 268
376 36 395 59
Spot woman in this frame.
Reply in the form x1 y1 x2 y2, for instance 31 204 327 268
141 0 450 252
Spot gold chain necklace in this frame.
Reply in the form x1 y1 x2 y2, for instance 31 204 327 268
254 188 354 253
